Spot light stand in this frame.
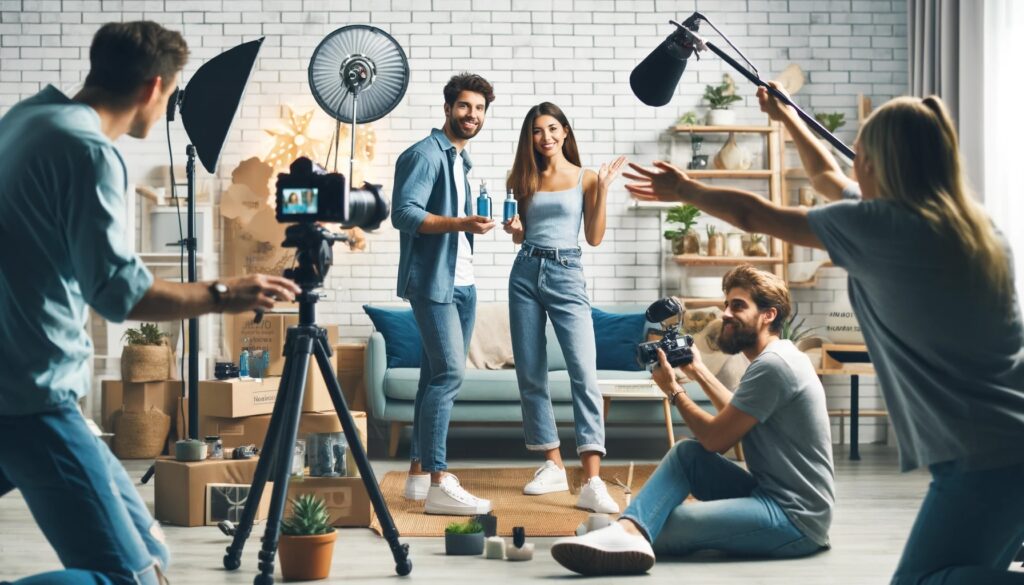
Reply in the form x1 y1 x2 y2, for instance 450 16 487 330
630 12 855 160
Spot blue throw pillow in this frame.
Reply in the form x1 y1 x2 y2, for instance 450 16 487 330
363 305 421 368
592 308 646 371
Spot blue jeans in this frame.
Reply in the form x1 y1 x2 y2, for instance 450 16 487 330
620 440 825 558
508 244 604 455
891 460 1024 584
408 285 476 472
0 403 169 584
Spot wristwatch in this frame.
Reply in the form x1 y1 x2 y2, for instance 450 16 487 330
208 281 229 308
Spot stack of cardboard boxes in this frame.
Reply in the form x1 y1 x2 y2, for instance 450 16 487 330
152 313 373 528
101 379 182 458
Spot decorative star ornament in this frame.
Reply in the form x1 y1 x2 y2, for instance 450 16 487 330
263 106 323 170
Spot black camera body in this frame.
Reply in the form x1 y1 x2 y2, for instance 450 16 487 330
275 156 389 230
636 297 695 368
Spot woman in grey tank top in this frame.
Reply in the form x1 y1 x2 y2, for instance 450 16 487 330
503 102 627 514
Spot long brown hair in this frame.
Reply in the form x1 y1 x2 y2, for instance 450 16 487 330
858 95 1012 302
507 102 581 208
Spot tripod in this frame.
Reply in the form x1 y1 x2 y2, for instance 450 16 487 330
223 224 411 584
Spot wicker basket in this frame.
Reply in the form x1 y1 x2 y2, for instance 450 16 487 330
121 344 172 382
112 408 171 459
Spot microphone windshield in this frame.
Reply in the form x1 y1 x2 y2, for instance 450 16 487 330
645 297 682 324
630 37 692 107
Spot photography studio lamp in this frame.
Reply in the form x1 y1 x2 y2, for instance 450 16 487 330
166 37 264 440
630 12 855 160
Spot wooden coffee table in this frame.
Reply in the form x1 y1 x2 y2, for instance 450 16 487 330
598 380 675 450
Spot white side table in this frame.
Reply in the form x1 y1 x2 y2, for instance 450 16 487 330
597 380 675 450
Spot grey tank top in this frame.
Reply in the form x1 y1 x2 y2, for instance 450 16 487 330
523 169 585 249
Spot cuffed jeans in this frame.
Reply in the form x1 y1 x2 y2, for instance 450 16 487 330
0 403 169 585
408 285 476 472
620 440 825 558
509 244 605 455
890 460 1024 585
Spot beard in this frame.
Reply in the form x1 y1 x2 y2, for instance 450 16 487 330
447 114 482 140
717 318 759 355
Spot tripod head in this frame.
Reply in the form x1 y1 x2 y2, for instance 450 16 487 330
282 223 348 323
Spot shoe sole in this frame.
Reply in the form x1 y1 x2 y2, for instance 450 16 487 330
551 542 654 576
424 502 492 515
523 481 569 495
403 491 427 501
575 502 621 514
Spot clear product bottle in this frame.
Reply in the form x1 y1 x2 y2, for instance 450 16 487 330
239 349 250 377
503 188 517 224
476 180 492 218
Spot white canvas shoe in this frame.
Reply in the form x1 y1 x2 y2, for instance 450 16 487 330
551 522 655 576
424 474 492 515
403 473 430 501
576 476 620 514
523 461 569 495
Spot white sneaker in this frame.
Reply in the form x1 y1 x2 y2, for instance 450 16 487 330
424 474 492 515
551 522 655 576
523 461 569 495
576 476 620 514
403 473 430 501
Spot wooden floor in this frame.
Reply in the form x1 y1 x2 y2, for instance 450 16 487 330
0 440 1020 584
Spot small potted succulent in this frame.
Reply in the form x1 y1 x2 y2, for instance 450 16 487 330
444 520 485 556
706 224 725 257
663 204 702 255
703 74 742 126
121 323 172 382
744 233 769 257
278 494 337 581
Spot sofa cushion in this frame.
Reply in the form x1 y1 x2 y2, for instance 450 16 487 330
592 308 646 371
362 305 421 368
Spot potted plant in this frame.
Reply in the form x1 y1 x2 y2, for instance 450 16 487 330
703 74 742 126
813 111 846 134
445 520 485 556
663 204 702 255
676 110 699 126
780 309 820 350
706 224 725 256
278 494 337 581
744 233 769 257
121 323 172 382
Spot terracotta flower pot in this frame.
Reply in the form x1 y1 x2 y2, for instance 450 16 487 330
278 530 337 581
682 232 701 255
707 233 725 256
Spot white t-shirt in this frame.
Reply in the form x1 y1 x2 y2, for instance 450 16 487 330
453 152 474 286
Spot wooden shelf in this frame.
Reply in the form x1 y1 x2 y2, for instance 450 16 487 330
672 125 774 134
673 255 783 266
685 169 773 179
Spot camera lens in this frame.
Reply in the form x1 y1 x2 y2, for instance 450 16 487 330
346 186 390 230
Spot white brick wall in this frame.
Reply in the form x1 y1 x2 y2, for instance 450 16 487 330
0 0 908 443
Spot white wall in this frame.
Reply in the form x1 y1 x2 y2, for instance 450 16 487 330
0 0 907 442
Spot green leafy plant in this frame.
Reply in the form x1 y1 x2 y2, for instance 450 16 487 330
705 224 718 238
663 204 702 240
703 78 743 110
122 323 169 346
814 112 846 133
780 309 819 344
444 520 483 535
749 233 764 245
677 111 699 125
281 494 334 536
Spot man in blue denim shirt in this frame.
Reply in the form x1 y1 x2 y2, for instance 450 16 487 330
391 73 496 515
0 23 299 584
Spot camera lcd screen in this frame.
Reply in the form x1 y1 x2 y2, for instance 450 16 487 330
281 188 318 215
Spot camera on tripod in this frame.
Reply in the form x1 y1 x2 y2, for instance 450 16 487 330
636 297 695 368
275 156 389 230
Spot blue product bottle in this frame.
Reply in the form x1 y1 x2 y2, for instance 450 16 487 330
503 188 517 224
476 180 492 218
239 349 250 377
261 351 270 378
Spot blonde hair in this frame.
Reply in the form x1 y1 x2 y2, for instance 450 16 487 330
722 265 791 333
858 96 1011 302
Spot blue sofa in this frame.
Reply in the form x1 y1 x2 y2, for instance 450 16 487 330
363 304 713 457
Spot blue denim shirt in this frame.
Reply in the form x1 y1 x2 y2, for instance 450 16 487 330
0 86 153 415
391 128 474 302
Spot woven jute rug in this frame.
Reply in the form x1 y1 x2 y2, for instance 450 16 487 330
369 464 657 537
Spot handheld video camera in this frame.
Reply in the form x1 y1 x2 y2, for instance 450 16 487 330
636 297 695 368
275 156 389 230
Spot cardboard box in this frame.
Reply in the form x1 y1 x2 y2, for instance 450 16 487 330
224 313 339 377
199 411 368 477
286 476 372 528
335 343 367 412
154 457 270 527
199 375 331 419
206 483 272 525
102 380 181 432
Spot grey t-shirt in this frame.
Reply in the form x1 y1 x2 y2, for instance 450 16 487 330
807 185 1024 472
731 339 835 547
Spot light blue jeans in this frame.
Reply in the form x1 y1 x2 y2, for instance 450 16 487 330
508 244 605 455
0 403 169 585
890 460 1024 584
621 440 825 558
408 285 476 472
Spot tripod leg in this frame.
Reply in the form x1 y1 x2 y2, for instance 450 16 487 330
254 334 313 585
224 353 298 570
313 339 412 576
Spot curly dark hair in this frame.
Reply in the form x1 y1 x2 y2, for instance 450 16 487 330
84 21 189 99
443 73 495 110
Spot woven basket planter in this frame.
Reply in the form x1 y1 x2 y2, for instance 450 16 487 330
121 344 172 382
112 408 170 459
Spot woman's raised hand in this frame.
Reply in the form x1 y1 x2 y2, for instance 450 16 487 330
598 156 628 191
